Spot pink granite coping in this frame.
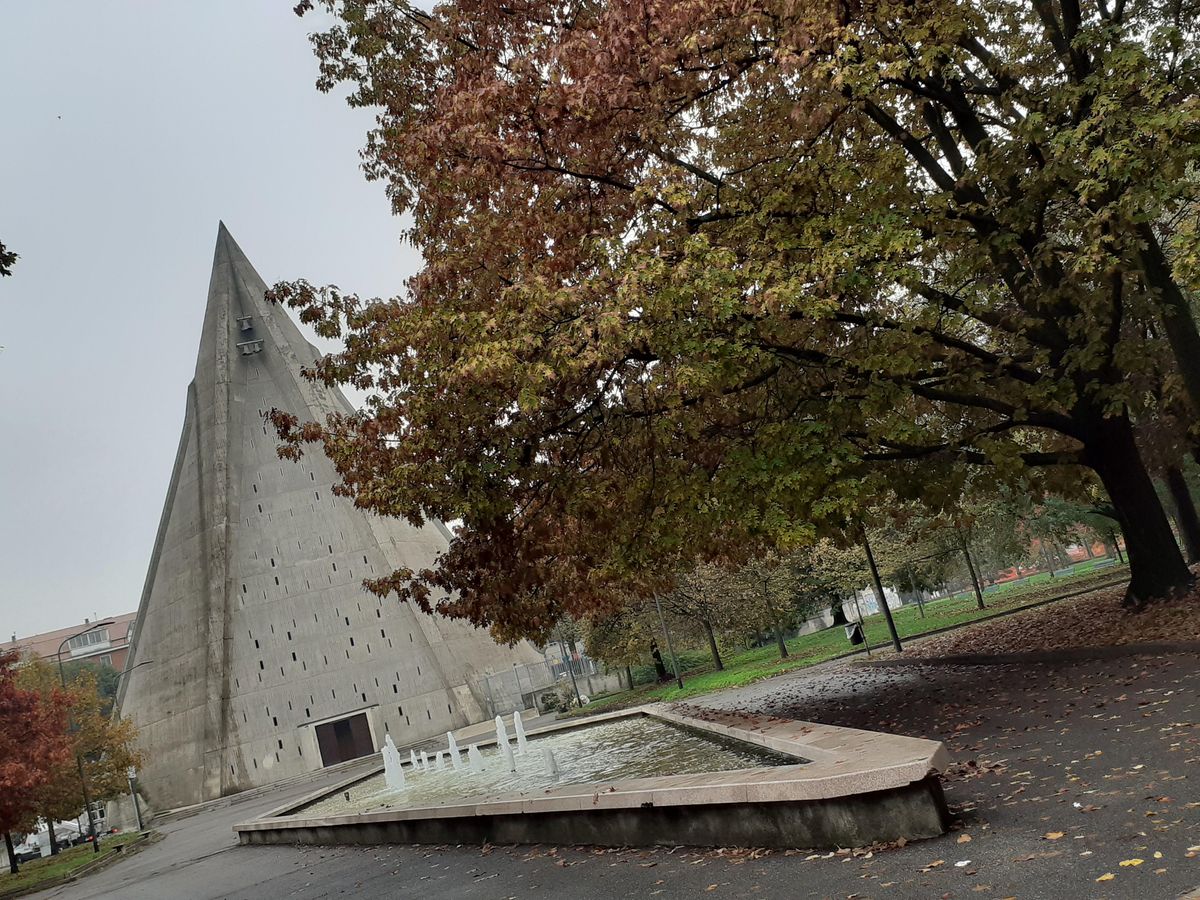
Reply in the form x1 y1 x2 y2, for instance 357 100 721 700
235 704 949 835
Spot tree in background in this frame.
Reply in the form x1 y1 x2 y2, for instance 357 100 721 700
15 660 143 856
0 239 16 277
582 602 662 687
659 565 738 671
61 660 121 715
0 652 71 874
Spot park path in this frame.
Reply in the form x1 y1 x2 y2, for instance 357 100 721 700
29 645 1200 900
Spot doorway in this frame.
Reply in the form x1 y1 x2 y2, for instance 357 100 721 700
314 712 375 767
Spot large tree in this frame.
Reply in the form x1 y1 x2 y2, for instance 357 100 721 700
276 0 1200 637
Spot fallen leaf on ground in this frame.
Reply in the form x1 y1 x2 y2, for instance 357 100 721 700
1044 832 1064 840
1119 858 1143 867
1096 873 1115 882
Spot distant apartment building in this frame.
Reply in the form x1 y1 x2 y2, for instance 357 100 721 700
4 612 138 672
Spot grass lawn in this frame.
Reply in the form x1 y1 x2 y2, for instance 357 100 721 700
1 832 148 897
572 560 1129 714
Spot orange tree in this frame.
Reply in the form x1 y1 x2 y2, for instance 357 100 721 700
15 660 143 855
273 0 1200 638
0 652 71 874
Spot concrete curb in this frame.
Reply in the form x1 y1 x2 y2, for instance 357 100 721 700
0 831 160 900
152 754 384 825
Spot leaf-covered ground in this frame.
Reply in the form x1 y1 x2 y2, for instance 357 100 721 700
573 564 1131 713
688 649 1200 898
887 582 1200 660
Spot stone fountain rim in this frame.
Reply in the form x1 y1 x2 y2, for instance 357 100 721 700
235 704 949 831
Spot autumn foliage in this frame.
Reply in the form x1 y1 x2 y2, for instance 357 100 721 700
274 0 1200 638
0 652 72 843
15 660 144 839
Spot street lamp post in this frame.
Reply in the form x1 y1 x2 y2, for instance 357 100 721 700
114 660 152 833
557 640 582 707
56 620 114 855
652 593 684 691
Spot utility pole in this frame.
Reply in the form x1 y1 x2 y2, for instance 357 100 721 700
652 593 684 690
126 768 144 831
861 530 903 653
56 620 113 855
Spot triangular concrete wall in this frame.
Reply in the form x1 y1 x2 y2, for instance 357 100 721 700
119 225 543 809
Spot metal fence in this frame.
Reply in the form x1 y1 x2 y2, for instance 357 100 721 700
472 652 611 717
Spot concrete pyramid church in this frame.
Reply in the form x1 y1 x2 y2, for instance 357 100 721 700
118 224 543 809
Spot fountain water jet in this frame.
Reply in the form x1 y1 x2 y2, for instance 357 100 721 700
514 710 528 756
467 743 484 774
382 735 406 790
419 750 429 773
410 749 419 771
542 746 559 778
495 715 516 772
446 732 463 770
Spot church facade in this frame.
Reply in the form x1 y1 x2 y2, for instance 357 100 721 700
117 225 543 810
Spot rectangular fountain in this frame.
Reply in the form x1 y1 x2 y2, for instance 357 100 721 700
234 704 950 850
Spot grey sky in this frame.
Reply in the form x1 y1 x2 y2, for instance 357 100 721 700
1 3 418 637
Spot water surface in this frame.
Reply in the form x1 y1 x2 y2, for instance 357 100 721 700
295 715 800 816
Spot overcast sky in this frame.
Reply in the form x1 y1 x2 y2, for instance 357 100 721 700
1 3 420 637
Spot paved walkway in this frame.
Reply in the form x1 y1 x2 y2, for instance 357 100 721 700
27 648 1200 900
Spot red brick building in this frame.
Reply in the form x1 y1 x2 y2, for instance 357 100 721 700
4 613 138 672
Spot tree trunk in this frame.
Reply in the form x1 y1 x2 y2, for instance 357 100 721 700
46 810 59 855
624 665 634 690
4 832 17 875
1039 545 1056 576
1109 530 1125 564
760 585 789 658
830 601 848 627
906 572 926 619
957 529 986 610
773 625 788 659
1165 465 1200 564
1136 224 1200 413
1050 538 1070 572
1083 413 1193 601
702 621 724 671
